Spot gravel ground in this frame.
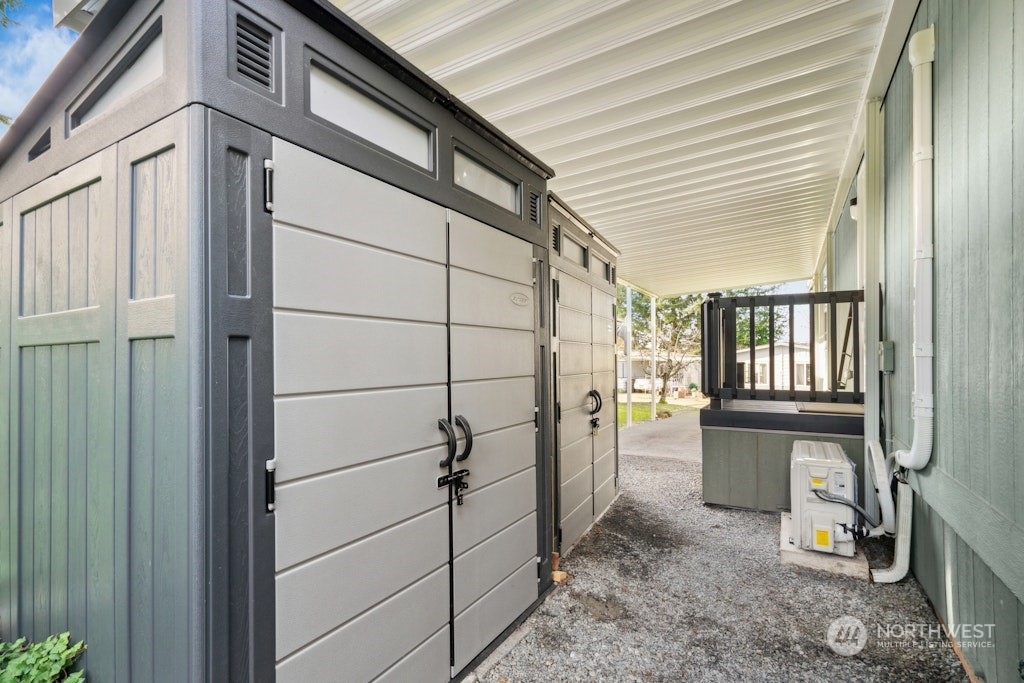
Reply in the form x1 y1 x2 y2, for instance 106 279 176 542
476 454 967 683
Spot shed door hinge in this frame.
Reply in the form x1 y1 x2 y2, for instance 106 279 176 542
553 279 560 303
263 159 275 213
556 402 561 422
534 406 540 432
265 457 277 512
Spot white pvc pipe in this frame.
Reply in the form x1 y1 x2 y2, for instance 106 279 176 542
872 480 913 582
868 440 896 534
895 26 936 471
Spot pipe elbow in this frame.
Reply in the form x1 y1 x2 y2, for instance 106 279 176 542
894 415 934 470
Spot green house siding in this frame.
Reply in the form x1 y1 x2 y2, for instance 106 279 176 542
831 181 859 292
883 0 1024 678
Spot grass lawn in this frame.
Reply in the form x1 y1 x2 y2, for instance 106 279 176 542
617 400 695 425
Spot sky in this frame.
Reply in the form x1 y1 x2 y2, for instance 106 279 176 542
0 0 77 136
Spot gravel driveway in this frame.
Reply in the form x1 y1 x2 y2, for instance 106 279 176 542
473 454 967 683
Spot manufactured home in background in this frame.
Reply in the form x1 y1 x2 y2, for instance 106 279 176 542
0 0 619 680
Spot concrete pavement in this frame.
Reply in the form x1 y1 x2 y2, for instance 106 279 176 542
617 403 703 462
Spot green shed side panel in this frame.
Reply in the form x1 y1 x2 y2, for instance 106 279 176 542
5 148 120 679
885 0 1024 678
0 111 195 681
0 198 10 639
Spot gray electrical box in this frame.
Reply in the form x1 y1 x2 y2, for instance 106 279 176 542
879 340 895 373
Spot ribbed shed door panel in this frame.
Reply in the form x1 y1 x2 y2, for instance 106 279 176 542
553 267 618 552
272 140 450 682
449 211 538 676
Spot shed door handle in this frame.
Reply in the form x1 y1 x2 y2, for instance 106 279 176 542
587 389 603 415
438 418 457 468
454 415 473 462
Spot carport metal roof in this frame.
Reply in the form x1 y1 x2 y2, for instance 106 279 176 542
333 0 916 296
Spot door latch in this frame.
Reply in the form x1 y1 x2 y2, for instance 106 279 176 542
438 469 471 505
591 416 600 436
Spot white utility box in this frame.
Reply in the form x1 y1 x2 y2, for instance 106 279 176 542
790 441 857 557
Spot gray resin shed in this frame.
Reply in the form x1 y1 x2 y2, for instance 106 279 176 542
0 1 617 681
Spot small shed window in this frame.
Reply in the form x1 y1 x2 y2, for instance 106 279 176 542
562 235 587 268
309 64 432 169
454 150 518 213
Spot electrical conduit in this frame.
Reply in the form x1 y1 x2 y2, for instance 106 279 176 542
894 25 936 472
874 25 935 584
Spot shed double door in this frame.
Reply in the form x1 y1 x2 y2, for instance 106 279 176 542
552 268 617 550
272 140 539 682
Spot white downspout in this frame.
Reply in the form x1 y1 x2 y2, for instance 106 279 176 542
894 26 936 471
873 25 935 584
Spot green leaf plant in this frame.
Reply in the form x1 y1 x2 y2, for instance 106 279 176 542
0 632 86 683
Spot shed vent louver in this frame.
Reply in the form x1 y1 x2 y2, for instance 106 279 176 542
529 191 541 225
235 16 273 89
552 225 561 253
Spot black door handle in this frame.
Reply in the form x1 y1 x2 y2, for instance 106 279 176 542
587 389 603 416
438 418 457 467
454 415 473 461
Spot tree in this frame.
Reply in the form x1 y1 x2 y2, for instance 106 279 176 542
730 285 789 348
617 288 702 403
1 0 23 28
1 0 24 127
617 284 787 403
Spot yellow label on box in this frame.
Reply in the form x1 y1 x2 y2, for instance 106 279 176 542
815 529 831 547
811 477 824 487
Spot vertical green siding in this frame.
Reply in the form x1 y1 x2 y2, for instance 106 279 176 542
1 112 195 681
886 0 1024 679
831 181 858 291
702 428 863 512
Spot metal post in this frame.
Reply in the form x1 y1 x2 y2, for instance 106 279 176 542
625 286 633 427
650 294 657 421
862 98 884 519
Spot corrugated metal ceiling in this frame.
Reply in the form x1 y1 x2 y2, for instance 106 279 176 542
334 0 906 296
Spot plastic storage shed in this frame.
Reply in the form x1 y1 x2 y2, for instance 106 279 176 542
0 1 560 681
547 194 620 551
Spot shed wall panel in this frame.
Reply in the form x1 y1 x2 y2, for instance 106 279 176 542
7 150 120 680
1 199 12 637
115 116 192 683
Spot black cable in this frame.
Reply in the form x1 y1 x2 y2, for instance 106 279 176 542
813 489 880 528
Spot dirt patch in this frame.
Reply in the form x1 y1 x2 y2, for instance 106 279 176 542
573 590 627 621
569 496 689 580
590 497 685 550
